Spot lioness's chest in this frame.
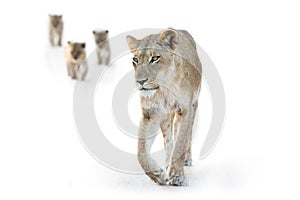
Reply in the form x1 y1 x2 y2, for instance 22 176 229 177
140 90 179 114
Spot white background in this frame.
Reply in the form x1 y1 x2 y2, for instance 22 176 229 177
0 0 300 199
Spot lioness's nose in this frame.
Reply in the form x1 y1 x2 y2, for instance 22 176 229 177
136 78 148 86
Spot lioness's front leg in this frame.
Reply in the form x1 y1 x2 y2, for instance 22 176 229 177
168 110 193 186
138 114 168 185
160 113 174 165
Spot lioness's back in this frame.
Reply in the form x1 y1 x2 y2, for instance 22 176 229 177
175 29 202 74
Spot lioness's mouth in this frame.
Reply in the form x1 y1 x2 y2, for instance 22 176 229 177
140 86 159 91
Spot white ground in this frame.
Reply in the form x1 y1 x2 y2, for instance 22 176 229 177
1 0 300 199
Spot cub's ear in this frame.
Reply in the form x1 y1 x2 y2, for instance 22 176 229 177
67 41 71 45
158 29 178 50
126 35 139 53
81 43 86 48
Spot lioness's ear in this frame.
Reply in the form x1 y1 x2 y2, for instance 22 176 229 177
158 29 178 50
126 35 139 53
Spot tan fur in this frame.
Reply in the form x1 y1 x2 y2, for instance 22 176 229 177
65 41 88 80
49 15 63 46
126 28 202 186
93 29 111 65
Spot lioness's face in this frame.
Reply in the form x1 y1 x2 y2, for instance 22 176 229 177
131 48 174 93
126 29 179 96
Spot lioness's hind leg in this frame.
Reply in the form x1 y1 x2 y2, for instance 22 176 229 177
184 102 198 167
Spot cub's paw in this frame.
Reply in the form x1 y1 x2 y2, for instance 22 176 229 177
184 159 192 167
146 168 169 185
168 175 187 186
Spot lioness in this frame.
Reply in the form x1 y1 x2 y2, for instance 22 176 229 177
126 28 201 186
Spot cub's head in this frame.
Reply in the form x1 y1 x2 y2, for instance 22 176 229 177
126 29 178 96
49 14 62 27
92 29 109 45
67 41 86 60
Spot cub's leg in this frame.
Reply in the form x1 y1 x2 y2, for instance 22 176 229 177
160 113 174 165
67 62 76 79
49 28 54 46
58 30 62 46
96 49 102 65
58 24 63 46
138 114 168 185
184 102 198 167
78 61 88 81
168 110 194 186
104 54 110 66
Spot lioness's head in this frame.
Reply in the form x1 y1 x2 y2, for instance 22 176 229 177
49 14 62 27
126 29 179 97
67 41 86 60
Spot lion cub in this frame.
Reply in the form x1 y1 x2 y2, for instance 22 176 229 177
65 41 88 80
92 29 110 65
49 14 63 46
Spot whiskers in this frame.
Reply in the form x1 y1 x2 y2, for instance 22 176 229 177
139 89 157 97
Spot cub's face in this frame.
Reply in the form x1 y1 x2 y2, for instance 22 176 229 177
126 29 179 95
67 41 86 60
49 14 62 27
92 30 109 45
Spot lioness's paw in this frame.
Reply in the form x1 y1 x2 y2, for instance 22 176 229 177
168 175 187 186
146 168 169 185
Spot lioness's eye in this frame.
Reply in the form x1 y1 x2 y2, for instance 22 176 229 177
133 57 138 63
150 56 160 64
132 57 138 68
